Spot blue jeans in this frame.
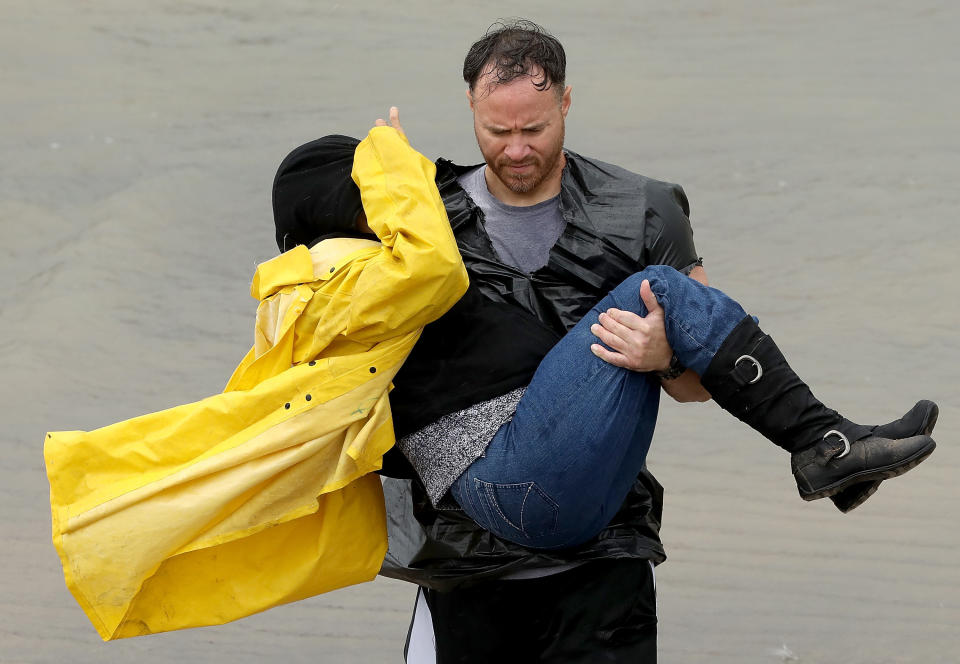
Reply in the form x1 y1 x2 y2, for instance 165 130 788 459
449 266 750 549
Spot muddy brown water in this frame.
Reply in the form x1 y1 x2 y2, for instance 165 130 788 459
2 2 957 662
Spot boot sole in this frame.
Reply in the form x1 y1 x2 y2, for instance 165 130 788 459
799 439 936 502
920 401 939 436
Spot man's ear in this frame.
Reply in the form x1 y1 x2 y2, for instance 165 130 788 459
561 85 572 118
466 87 475 111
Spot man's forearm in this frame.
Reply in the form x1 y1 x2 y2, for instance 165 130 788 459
660 369 711 402
587 262 716 404
661 265 712 402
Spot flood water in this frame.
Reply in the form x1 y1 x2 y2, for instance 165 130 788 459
2 2 958 662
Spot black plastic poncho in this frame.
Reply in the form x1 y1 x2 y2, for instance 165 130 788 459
381 150 701 590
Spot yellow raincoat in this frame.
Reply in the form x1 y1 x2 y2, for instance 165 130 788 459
44 127 468 640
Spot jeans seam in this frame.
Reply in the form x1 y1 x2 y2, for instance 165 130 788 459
519 484 532 533
473 480 561 538
487 481 526 532
526 482 559 534
471 478 497 531
667 311 710 352
475 478 524 534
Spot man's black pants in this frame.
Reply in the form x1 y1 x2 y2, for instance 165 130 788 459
407 559 657 663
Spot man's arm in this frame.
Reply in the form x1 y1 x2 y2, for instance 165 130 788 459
589 265 712 403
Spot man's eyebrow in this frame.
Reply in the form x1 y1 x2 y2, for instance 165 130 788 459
482 121 550 132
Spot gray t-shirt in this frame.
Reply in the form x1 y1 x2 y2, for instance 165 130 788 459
457 165 565 273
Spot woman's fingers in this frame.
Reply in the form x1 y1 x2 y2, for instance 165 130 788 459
388 106 405 138
373 107 406 138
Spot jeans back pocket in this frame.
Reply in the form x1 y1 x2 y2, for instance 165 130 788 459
473 479 559 542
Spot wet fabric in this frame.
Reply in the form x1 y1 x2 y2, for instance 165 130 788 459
457 164 565 272
272 134 363 252
382 151 700 588
421 559 658 663
451 266 749 549
43 127 468 640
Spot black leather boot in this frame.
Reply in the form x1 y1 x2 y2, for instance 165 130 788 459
829 400 939 512
701 316 936 503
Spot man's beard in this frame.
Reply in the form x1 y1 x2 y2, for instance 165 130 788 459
486 130 564 195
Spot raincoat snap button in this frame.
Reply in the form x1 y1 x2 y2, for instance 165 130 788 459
305 394 312 401
369 367 376 373
309 361 316 366
329 267 335 273
284 403 290 409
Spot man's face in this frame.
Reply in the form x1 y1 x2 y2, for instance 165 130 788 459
468 72 571 200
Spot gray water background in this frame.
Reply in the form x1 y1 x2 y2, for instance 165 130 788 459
2 1 958 662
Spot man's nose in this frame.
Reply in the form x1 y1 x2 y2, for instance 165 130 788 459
503 136 530 162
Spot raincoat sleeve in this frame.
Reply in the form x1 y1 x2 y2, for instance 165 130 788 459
343 127 469 342
227 127 468 389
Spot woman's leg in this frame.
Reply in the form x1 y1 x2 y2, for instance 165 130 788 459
450 266 750 548
450 266 936 548
699 314 936 502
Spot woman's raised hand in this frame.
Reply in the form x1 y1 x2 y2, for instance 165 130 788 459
374 106 406 140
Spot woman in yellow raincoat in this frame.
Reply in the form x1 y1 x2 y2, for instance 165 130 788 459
44 110 468 640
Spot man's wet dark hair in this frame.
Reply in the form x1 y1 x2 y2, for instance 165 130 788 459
463 19 566 97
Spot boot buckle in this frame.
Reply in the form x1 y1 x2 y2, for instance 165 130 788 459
824 430 851 458
734 355 763 384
